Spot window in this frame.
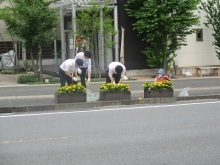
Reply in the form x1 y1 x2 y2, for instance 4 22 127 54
196 29 203 41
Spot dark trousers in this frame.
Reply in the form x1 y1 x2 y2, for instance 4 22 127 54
106 69 121 84
59 68 77 87
79 68 87 88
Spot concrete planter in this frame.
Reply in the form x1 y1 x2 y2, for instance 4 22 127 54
144 89 173 98
55 93 86 104
100 91 131 101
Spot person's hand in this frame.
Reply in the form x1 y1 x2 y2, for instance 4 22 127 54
77 68 82 74
123 76 128 80
72 77 79 82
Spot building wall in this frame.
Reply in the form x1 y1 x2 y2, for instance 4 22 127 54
174 9 220 67
0 1 11 41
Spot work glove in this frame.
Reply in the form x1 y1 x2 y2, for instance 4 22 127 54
77 68 82 74
72 77 79 82
123 76 128 80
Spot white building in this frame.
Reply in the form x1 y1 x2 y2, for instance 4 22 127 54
174 8 220 72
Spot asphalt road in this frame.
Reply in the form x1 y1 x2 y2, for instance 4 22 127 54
1 101 220 165
1 78 220 97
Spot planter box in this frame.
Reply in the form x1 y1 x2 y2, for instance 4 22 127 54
100 91 131 101
55 93 86 104
144 89 173 98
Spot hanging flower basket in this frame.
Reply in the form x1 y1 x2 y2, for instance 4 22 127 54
99 83 131 101
55 84 86 104
143 81 173 98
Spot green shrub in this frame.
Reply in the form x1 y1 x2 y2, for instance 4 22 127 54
1 69 17 74
17 74 38 84
23 60 32 72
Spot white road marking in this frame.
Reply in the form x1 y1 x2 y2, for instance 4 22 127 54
0 100 220 118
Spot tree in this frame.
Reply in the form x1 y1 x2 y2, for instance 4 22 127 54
199 0 220 60
125 0 200 72
74 1 116 77
0 0 58 81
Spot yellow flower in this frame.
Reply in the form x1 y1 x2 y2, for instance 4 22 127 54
99 83 130 92
55 84 86 95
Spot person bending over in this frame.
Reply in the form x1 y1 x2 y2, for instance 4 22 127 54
106 62 126 84
59 59 83 87
74 51 92 88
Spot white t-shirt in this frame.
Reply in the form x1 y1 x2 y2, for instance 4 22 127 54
75 52 92 72
108 62 126 78
60 59 78 73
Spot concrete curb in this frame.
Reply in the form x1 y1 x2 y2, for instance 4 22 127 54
177 94 220 101
1 94 220 113
0 97 177 113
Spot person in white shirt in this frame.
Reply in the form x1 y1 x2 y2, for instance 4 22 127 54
59 59 83 87
74 51 92 87
106 62 126 84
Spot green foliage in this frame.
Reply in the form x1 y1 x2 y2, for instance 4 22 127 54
125 0 200 71
0 69 17 74
143 81 172 90
75 2 116 36
99 83 130 92
23 60 32 72
55 84 86 94
17 74 38 84
199 0 220 60
0 0 58 78
74 1 116 51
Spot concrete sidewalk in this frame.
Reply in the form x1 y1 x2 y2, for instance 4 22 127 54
1 73 220 113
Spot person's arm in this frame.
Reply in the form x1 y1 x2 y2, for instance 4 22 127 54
164 75 171 81
118 66 126 84
64 71 73 78
87 59 92 81
108 68 115 83
110 77 115 83
118 77 123 84
74 71 78 77
87 71 91 80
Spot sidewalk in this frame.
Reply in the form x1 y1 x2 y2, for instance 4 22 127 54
0 74 20 86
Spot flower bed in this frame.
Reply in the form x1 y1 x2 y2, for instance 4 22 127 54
99 83 131 101
143 81 173 98
55 84 86 103
99 83 130 92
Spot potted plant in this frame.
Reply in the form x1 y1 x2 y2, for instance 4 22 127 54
55 84 86 104
143 80 173 98
99 83 131 101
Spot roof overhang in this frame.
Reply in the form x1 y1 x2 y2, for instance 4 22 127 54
50 0 117 9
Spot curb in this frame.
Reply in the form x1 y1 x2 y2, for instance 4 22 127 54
1 94 220 113
177 94 220 101
0 97 177 113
